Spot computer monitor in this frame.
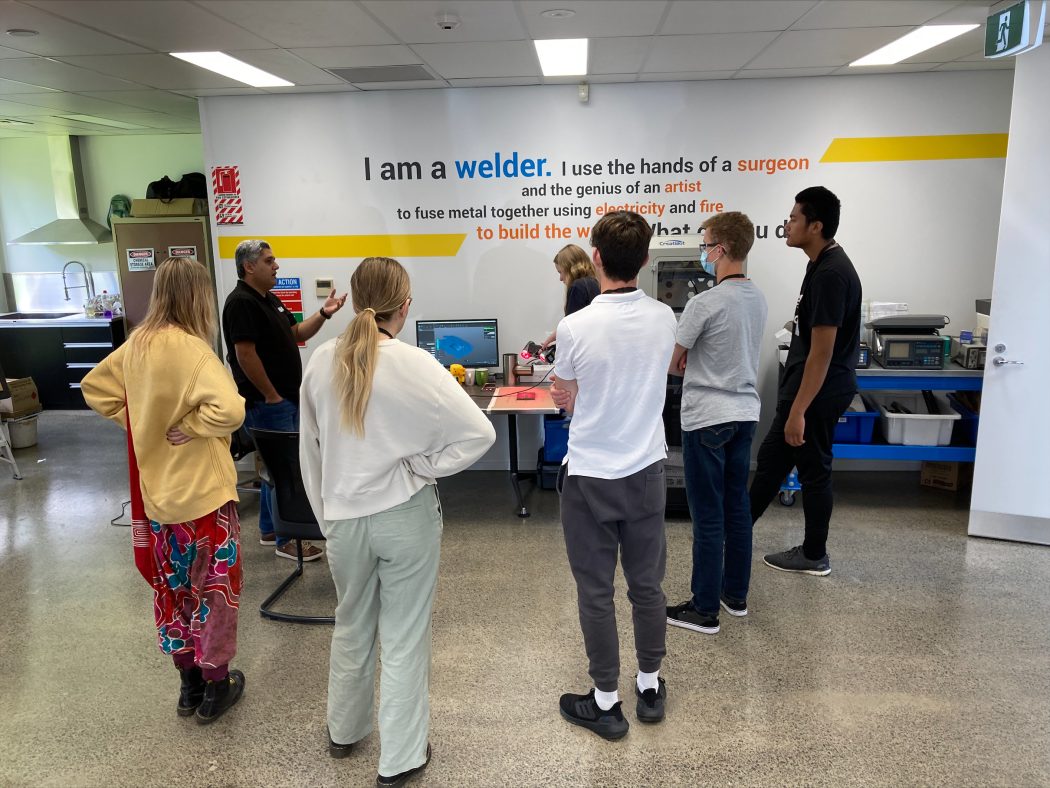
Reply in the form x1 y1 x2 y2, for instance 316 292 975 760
415 318 499 368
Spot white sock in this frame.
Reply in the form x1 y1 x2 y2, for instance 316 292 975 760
637 670 659 692
593 688 619 710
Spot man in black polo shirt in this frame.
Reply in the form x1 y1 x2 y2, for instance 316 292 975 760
749 187 861 576
223 239 346 561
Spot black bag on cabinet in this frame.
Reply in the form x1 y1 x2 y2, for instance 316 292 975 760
145 175 178 202
175 172 208 199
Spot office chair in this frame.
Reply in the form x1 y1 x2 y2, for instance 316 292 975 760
0 364 24 481
249 428 334 624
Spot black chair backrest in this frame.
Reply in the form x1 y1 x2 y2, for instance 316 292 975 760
249 429 318 528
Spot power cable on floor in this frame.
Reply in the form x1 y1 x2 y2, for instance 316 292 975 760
110 500 132 527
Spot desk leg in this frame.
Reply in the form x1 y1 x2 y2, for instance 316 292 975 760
507 413 530 518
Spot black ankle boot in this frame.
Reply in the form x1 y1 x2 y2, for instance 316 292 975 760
195 669 245 725
177 666 205 717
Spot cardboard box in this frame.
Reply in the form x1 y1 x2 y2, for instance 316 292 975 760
920 461 973 492
131 198 207 217
1 377 42 420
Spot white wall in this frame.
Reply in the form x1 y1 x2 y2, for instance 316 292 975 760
199 71 1010 469
0 134 204 277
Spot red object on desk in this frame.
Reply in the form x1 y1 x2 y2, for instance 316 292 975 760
516 391 536 400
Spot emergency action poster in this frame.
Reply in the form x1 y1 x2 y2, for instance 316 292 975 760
272 277 305 347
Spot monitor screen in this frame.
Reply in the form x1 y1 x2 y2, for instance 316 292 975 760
415 318 499 368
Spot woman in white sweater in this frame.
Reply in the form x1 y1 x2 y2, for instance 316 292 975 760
299 256 495 786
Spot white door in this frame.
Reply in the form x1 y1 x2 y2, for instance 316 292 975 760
969 45 1050 544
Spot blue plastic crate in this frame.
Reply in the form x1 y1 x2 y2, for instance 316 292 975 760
833 408 879 444
543 415 570 463
947 393 979 446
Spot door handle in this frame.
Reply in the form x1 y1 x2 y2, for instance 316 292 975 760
992 356 1024 367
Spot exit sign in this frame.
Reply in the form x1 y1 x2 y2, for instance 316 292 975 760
985 0 1047 58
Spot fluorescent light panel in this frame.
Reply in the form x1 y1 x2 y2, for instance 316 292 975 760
58 114 147 129
534 38 588 76
850 25 979 66
170 52 294 87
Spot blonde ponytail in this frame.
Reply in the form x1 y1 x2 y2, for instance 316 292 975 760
333 257 411 436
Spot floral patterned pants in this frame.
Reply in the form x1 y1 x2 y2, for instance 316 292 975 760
148 501 242 671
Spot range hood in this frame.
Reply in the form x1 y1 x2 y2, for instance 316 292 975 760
8 136 112 246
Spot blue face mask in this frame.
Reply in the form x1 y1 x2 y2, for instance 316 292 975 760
700 248 717 277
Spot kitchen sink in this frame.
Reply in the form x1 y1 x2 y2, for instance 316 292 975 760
0 311 80 320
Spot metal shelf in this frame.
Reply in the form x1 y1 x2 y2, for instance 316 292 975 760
833 443 976 461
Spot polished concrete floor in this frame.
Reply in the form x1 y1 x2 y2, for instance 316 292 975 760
2 412 1049 787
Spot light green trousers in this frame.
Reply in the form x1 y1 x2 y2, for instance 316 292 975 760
321 484 442 776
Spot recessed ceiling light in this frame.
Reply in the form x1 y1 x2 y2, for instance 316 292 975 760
57 114 148 130
541 9 576 18
850 24 979 66
5 29 40 37
170 52 294 88
535 38 588 77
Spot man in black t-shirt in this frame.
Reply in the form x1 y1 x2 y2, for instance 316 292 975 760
749 187 861 576
222 239 346 561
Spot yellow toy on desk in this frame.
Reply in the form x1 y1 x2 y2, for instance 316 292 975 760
449 363 466 384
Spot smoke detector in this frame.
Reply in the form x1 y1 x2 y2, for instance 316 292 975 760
435 12 461 31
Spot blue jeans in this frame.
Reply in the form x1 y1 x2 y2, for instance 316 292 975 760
682 421 756 616
243 399 299 547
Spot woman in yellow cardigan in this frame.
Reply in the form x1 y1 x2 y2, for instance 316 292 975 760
82 257 247 724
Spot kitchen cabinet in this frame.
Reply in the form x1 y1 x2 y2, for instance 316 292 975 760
0 317 126 409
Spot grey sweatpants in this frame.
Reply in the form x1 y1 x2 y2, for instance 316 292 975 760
559 460 668 692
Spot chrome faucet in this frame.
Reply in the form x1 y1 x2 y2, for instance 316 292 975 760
62 261 95 302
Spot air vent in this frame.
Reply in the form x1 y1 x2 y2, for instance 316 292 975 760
327 65 435 84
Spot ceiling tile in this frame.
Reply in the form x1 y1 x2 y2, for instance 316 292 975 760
0 90 163 114
0 96 60 114
361 0 527 44
0 75 58 94
637 70 738 81
0 56 141 90
932 60 1015 71
745 27 915 69
412 41 539 79
791 1 958 30
735 66 838 78
577 73 638 84
58 54 243 90
290 46 421 69
0 44 36 58
196 0 397 47
590 37 652 75
643 32 779 72
225 49 344 86
924 2 993 25
660 1 817 34
79 89 200 116
519 1 667 38
0 0 151 55
27 0 275 51
447 76 542 87
174 87 267 97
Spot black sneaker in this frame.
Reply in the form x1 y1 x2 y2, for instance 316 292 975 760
719 594 748 617
176 666 205 717
763 545 831 576
559 690 629 740
377 743 431 787
635 677 666 724
666 601 719 634
195 669 245 725
328 728 353 759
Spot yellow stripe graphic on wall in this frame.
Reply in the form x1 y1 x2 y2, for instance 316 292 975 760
821 134 1008 163
218 234 467 259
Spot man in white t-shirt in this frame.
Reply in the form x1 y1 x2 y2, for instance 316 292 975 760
551 211 677 740
665 212 768 636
